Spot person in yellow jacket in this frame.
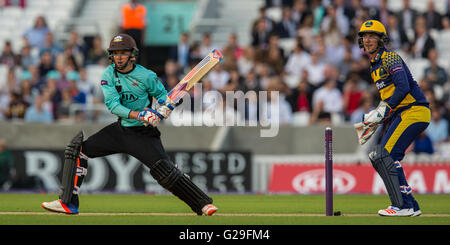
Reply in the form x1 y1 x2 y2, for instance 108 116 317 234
357 20 430 217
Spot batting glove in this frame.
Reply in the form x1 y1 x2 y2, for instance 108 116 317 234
137 108 164 127
156 99 176 119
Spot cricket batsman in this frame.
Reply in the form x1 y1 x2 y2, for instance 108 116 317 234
356 20 430 216
41 34 218 216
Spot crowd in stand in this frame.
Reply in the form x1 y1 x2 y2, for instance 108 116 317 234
0 13 109 123
0 0 450 153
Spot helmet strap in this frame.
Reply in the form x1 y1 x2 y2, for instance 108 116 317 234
358 34 384 54
115 57 130 70
112 54 134 71
109 48 138 71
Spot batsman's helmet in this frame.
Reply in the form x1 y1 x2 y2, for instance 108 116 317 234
107 34 139 65
358 20 389 49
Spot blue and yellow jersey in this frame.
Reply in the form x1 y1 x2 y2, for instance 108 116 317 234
100 64 167 127
370 47 429 112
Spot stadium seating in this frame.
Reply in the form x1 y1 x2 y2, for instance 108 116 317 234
0 64 8 91
292 111 309 126
0 0 81 53
0 0 449 135
265 7 282 23
409 58 430 82
436 31 450 69
85 64 105 89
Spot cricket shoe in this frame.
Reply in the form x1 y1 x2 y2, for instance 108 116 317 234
378 206 414 217
202 204 218 216
41 200 79 215
411 209 422 217
412 199 422 217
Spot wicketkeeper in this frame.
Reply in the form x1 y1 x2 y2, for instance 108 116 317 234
355 20 430 216
41 34 218 216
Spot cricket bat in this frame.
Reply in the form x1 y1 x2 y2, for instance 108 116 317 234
167 49 223 104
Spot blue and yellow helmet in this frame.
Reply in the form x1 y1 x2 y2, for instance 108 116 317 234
358 20 389 49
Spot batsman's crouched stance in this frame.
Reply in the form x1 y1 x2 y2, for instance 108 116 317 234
42 34 217 216
357 20 430 216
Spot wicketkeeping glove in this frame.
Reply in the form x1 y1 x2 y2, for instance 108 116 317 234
354 122 379 145
363 101 392 126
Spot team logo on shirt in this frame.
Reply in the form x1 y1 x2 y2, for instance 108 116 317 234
131 79 140 86
113 35 123 42
376 81 386 90
378 67 389 79
120 91 138 102
371 66 389 82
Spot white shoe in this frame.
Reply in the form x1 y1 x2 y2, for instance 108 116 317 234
41 199 79 215
378 206 414 217
411 209 422 217
202 204 218 216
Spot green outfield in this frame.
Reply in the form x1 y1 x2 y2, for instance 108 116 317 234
0 193 449 225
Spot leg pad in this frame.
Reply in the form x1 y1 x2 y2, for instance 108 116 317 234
59 131 84 204
369 145 404 208
150 159 212 215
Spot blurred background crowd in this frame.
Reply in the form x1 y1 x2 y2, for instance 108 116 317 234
0 0 449 154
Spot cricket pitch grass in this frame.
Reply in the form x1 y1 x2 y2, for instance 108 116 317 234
0 193 449 225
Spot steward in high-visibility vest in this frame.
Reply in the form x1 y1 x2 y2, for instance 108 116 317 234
121 2 146 30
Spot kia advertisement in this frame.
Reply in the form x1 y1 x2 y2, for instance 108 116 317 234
269 164 450 194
